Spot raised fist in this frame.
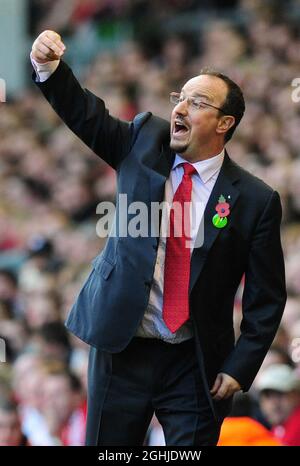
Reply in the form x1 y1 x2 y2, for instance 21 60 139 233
31 30 66 64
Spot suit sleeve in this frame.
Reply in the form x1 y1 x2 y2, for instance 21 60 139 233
33 60 133 170
221 190 287 391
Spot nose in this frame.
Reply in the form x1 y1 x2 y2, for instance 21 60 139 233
174 98 188 116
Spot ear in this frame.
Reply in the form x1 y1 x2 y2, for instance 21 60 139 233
216 115 235 136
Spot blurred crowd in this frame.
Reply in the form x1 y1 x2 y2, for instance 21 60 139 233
1 0 300 446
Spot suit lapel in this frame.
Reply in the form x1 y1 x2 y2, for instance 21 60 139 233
146 145 174 239
148 143 174 201
189 152 240 292
152 143 174 178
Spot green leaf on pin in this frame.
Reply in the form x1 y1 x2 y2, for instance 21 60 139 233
212 214 228 229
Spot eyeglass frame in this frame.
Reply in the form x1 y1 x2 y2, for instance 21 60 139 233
170 92 227 114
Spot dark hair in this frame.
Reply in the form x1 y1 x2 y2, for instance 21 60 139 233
36 322 71 351
229 393 254 417
199 68 245 142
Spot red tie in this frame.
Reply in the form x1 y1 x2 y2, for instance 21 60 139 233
163 162 197 333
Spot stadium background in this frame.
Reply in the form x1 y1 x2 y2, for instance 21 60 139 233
0 0 300 446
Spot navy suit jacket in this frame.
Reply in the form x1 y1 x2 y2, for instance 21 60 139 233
34 61 287 392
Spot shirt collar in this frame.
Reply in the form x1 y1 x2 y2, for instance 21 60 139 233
172 149 225 183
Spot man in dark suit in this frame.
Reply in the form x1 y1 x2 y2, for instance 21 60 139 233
31 30 287 446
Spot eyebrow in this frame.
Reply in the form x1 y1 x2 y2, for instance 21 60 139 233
181 91 213 102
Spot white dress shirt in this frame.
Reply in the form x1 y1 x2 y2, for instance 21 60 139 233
30 54 60 82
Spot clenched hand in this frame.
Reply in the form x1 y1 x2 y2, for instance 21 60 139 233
31 30 66 64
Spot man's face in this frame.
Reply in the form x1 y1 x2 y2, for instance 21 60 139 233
170 74 229 160
260 390 300 426
42 375 75 425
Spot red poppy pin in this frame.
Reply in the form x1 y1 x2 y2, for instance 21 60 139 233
212 195 230 228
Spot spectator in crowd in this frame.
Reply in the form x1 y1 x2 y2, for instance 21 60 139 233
256 364 300 446
41 368 86 446
217 393 282 446
12 353 55 446
23 294 62 331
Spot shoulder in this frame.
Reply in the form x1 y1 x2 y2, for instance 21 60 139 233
231 158 273 194
225 154 283 224
131 112 170 142
227 155 277 204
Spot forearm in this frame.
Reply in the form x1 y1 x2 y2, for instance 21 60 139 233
32 59 132 169
31 30 132 169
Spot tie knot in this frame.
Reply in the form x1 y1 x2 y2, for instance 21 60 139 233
182 163 197 177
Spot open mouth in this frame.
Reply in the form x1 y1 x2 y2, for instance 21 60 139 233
173 121 189 136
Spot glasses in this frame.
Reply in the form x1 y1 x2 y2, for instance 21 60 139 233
170 92 226 113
